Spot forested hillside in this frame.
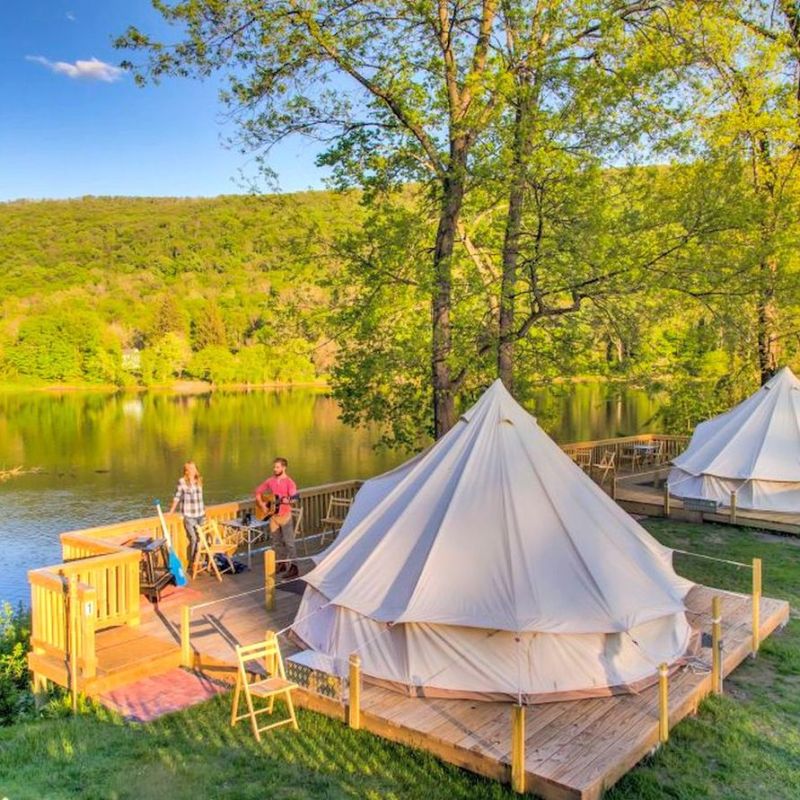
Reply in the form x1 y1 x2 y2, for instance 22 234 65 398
0 193 361 386
1 182 798 440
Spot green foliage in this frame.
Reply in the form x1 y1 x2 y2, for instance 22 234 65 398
0 603 33 725
0 194 361 388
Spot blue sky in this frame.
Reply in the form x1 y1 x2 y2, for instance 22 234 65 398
0 1 327 200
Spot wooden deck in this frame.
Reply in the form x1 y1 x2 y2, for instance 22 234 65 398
124 551 788 800
613 470 800 536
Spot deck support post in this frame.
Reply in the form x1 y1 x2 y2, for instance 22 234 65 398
611 474 617 500
67 578 79 714
78 585 97 679
181 605 192 668
730 492 737 525
658 663 669 744
511 703 526 793
752 558 762 657
348 653 361 730
711 596 723 694
264 549 276 611
663 482 670 518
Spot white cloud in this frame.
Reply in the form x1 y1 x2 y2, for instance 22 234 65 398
26 55 123 83
66 11 76 22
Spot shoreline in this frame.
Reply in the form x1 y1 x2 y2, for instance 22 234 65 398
0 379 332 395
0 374 662 395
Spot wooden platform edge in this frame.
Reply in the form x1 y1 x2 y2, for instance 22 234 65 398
579 595 791 800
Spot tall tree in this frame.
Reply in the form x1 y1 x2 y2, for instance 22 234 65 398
682 1 800 382
118 0 503 437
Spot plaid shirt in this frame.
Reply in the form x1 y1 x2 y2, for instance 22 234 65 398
173 478 205 518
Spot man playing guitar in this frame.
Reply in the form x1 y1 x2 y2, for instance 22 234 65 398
255 457 299 578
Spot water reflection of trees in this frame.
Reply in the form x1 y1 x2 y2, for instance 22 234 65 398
0 385 661 493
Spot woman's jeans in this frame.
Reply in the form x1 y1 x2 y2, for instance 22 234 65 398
183 515 205 567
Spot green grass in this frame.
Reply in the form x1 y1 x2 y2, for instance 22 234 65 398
1 521 798 799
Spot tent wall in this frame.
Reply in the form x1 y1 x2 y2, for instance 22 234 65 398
293 587 694 703
669 468 800 513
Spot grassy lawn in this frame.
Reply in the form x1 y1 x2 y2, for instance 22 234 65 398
1 520 798 799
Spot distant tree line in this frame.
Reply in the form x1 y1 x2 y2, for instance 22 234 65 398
0 194 356 387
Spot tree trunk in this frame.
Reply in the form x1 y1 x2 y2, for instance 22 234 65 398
431 145 467 438
499 67 539 391
498 103 526 392
756 255 780 384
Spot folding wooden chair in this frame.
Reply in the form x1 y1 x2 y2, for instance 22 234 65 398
591 449 616 486
231 633 299 741
192 519 237 581
291 506 312 556
320 496 352 546
572 447 593 473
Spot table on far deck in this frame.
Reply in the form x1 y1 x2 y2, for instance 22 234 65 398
221 518 271 566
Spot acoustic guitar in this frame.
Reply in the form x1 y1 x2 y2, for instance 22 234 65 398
253 492 277 521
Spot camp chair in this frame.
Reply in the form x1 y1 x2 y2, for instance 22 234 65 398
591 450 616 486
618 444 640 472
572 447 593 473
231 633 299 741
291 506 313 556
320 496 352 546
649 439 666 466
193 519 237 581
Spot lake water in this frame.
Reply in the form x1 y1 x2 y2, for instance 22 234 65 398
0 383 662 606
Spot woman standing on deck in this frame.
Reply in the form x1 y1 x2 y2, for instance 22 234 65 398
169 461 205 569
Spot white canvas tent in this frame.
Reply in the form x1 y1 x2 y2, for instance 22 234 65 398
670 367 800 513
292 380 694 702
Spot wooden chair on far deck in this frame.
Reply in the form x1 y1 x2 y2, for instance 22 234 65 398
231 633 299 741
320 496 353 547
572 447 593 473
193 519 237 581
591 449 616 486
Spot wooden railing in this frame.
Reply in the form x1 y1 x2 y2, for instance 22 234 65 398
27 478 365 692
560 434 690 472
29 570 98 687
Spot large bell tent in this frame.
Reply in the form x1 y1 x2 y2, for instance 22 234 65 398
292 380 694 702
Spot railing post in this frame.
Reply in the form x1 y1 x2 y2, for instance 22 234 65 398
128 554 141 627
78 585 97 679
264 549 276 611
663 481 670 518
511 703 526 793
752 557 762 657
730 491 737 525
658 663 669 744
711 596 723 695
348 653 361 730
180 604 192 668
611 474 617 500
67 577 79 714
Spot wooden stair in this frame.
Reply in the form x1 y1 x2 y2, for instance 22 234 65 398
29 625 182 696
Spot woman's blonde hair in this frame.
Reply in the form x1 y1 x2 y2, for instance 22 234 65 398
183 461 203 486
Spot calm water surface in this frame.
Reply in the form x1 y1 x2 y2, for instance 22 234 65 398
0 384 662 606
